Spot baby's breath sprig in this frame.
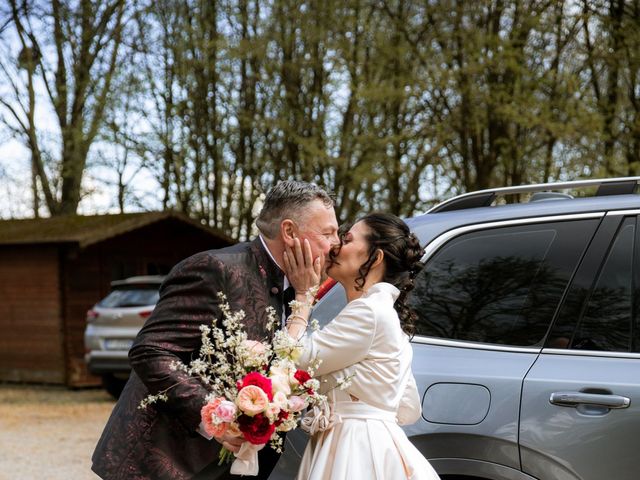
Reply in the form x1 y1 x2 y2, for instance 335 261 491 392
305 285 320 304
305 354 323 377
138 392 169 410
270 434 284 453
272 330 304 362
289 286 320 316
335 374 355 391
265 306 278 332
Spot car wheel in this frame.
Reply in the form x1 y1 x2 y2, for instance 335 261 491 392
101 374 127 399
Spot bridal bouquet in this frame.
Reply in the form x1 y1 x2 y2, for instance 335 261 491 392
140 292 326 476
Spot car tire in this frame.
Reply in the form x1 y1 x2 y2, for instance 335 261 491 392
102 374 127 399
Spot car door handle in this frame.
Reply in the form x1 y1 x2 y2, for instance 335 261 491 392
550 391 631 409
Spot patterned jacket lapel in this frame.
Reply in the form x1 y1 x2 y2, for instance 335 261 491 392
250 238 286 322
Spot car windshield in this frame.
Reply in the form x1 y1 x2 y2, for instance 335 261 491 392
98 287 160 308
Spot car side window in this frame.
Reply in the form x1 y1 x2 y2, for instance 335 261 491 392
570 218 635 352
409 219 599 347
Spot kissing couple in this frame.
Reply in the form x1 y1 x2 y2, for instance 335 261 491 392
92 180 440 480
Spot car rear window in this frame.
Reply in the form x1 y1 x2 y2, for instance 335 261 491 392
409 219 599 347
550 216 639 353
573 220 634 351
98 287 160 308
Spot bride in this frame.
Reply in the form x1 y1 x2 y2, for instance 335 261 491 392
283 213 440 480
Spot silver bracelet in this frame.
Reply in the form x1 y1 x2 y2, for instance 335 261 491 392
286 314 309 327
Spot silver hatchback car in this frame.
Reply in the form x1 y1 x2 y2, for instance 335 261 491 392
269 177 640 480
84 275 164 398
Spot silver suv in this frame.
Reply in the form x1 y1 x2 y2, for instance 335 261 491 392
269 177 640 480
84 276 164 398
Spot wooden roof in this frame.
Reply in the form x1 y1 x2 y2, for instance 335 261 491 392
0 211 235 248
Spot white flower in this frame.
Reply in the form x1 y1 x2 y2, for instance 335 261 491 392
277 416 298 432
304 379 320 392
336 375 354 390
272 330 304 362
270 373 292 395
272 391 289 410
270 435 284 453
238 339 271 368
265 403 281 422
265 306 279 331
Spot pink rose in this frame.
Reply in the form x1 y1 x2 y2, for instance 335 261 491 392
201 398 229 438
288 395 307 412
214 400 237 423
236 385 270 416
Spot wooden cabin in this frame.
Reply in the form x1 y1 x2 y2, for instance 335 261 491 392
0 211 234 387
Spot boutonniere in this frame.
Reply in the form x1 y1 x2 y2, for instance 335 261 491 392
259 265 267 278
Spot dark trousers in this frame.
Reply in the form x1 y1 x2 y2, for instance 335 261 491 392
192 445 281 480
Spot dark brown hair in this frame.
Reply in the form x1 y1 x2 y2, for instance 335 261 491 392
333 213 425 335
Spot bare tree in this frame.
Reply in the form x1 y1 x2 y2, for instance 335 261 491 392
0 0 128 216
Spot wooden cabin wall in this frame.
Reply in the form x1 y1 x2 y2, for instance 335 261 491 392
0 245 65 383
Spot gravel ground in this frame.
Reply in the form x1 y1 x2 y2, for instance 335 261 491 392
0 383 115 480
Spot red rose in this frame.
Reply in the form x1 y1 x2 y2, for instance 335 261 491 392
239 372 273 400
237 413 276 445
275 410 289 427
294 369 311 385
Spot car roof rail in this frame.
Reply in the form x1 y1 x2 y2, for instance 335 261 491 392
428 176 640 213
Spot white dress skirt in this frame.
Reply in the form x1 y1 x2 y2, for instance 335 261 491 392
296 401 440 480
294 283 440 480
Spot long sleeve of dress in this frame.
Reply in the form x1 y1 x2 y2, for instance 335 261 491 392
296 299 376 376
396 374 422 425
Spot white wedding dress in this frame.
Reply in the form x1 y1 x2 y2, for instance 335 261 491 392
295 282 440 480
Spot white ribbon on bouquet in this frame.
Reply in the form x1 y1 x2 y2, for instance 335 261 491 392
229 442 265 476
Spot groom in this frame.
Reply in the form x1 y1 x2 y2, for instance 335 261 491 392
91 180 339 480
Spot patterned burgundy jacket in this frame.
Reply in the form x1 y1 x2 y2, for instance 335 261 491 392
91 239 287 480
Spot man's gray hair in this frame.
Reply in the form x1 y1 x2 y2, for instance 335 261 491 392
256 180 335 239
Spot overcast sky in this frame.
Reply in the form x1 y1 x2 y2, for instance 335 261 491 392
0 136 160 219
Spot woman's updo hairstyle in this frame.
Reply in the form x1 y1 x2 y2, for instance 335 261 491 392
350 212 425 336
